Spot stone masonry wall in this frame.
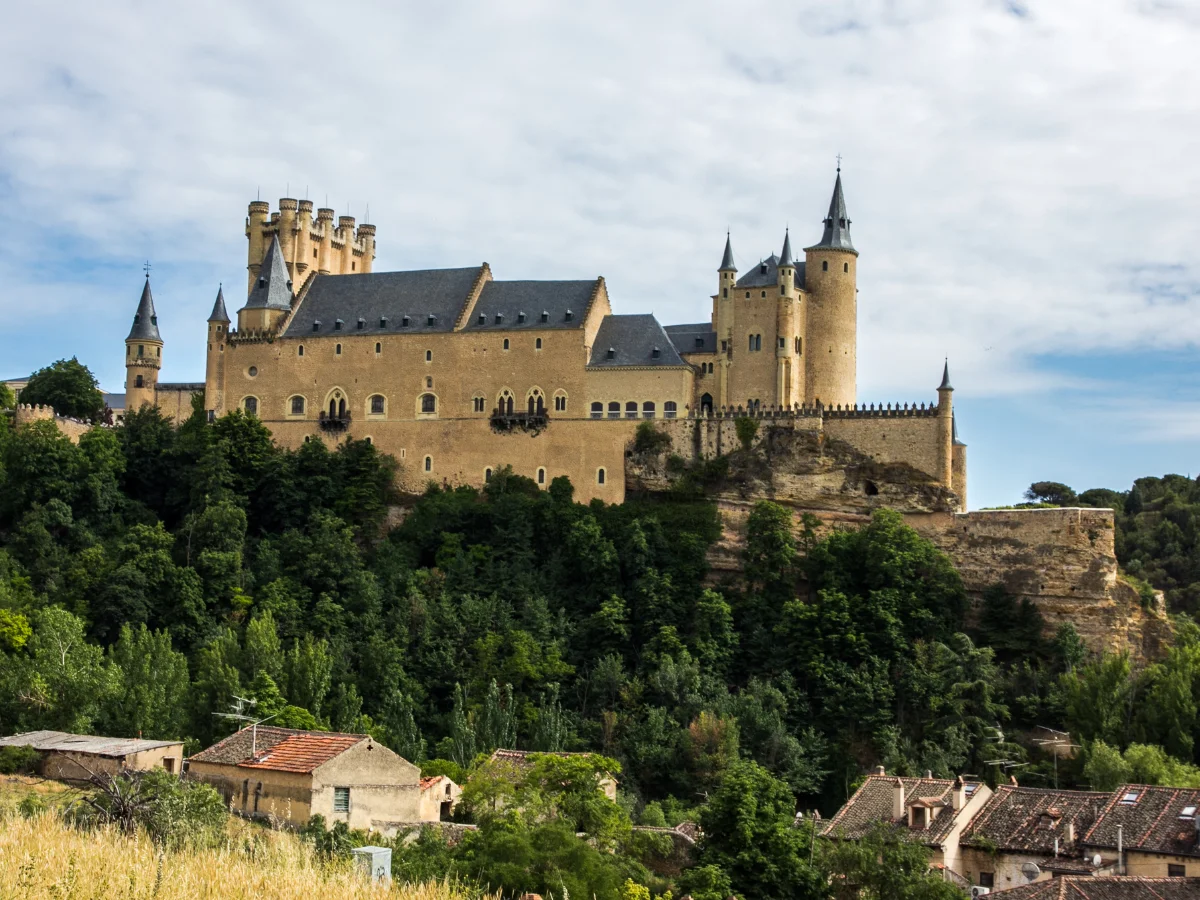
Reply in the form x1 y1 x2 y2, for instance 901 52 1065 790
13 404 95 444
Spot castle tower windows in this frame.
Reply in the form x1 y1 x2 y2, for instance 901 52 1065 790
299 345 305 356
375 342 382 354
625 401 638 419
642 401 655 419
485 467 492 482
336 344 342 355
244 396 258 416
425 456 432 472
425 350 432 362
664 401 677 419
473 394 486 413
138 345 145 357
607 401 620 419
553 390 567 412
498 389 515 415
822 260 828 271
135 375 143 388
290 396 306 416
536 338 543 350
368 395 386 416
844 262 849 273
426 376 433 388
503 339 510 351
248 366 258 377
591 402 603 419
419 393 437 416
597 468 606 485
537 468 546 485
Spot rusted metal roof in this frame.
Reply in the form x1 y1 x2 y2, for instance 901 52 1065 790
0 730 182 758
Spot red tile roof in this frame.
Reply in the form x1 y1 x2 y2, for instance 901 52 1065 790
988 876 1200 899
1083 785 1200 859
962 786 1107 855
420 776 444 791
820 775 979 846
239 733 363 774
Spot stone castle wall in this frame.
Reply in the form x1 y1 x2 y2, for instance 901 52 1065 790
12 404 95 444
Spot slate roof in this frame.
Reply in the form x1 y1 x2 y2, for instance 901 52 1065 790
0 730 181 757
463 280 597 331
779 229 795 267
736 254 780 288
283 267 484 338
208 286 230 323
189 726 366 773
806 170 857 255
103 392 125 410
719 234 736 270
245 236 295 310
962 786 1107 855
126 277 161 341
985 877 1200 899
1083 785 1200 859
587 315 688 368
820 775 979 846
664 323 717 356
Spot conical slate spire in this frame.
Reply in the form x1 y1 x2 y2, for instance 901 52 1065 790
245 235 294 310
126 275 162 341
806 169 857 255
939 359 953 392
719 233 736 271
208 284 230 323
779 228 795 267
952 413 965 446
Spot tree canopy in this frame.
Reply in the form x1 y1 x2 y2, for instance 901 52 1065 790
18 357 105 421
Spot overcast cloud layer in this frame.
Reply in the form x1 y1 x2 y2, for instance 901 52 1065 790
1 0 1198 507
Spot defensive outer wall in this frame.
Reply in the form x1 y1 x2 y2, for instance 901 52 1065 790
626 415 1170 660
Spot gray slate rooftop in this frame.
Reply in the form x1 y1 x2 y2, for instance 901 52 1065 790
463 280 597 331
664 323 717 355
806 171 857 255
588 315 687 368
126 277 161 341
0 730 181 757
245 236 296 310
284 266 484 337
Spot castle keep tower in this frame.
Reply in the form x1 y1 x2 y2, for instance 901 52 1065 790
803 169 857 408
246 198 376 293
125 275 162 411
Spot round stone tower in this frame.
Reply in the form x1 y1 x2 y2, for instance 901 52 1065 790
125 275 163 412
803 169 857 408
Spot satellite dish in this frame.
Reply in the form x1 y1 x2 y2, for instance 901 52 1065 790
1021 862 1041 882
1093 854 1103 867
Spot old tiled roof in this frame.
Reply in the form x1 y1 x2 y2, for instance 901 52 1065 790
962 786 1107 855
0 730 181 757
127 277 161 341
663 323 717 356
463 280 597 331
820 775 972 846
189 726 365 772
986 876 1200 899
587 315 688 368
245 236 295 310
239 733 363 774
420 776 447 791
283 266 484 337
1083 785 1200 859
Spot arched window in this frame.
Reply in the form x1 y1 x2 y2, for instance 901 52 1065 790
420 393 437 415
700 393 714 416
338 398 346 417
527 389 544 415
822 260 829 271
554 391 567 412
755 335 762 351
537 467 546 485
425 349 432 362
369 395 385 415
298 345 304 356
329 398 337 418
591 402 603 419
485 468 492 482
473 395 486 413
664 401 677 419
503 339 510 351
498 390 515 415
290 396 305 415
363 436 372 444
535 338 543 350
336 343 342 355
642 401 655 419
426 376 433 388
625 401 638 419
607 401 620 419
844 262 849 273
597 468 606 485
375 342 382 354
424 456 432 472
244 396 258 416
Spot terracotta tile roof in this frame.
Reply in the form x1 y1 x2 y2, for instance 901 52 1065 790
820 775 980 846
962 785 1107 855
420 776 444 791
190 726 366 773
987 876 1200 899
1083 785 1200 859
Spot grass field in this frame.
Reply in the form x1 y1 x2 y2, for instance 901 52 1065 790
0 806 473 900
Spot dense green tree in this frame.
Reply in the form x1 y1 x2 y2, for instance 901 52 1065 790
102 624 190 739
820 823 965 900
18 357 105 421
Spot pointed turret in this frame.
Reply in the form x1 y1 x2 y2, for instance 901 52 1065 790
806 169 856 255
719 233 736 271
244 235 294 310
127 276 162 341
952 413 965 446
779 229 795 268
939 359 953 392
208 285 230 323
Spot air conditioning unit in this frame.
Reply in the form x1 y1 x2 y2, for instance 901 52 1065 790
971 888 991 898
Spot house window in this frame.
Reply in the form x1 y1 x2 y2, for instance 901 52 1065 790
357 318 364 330
537 468 546 485
591 402 603 419
420 393 436 414
642 401 655 419
333 787 350 813
291 396 305 415
402 316 410 327
1120 791 1141 805
979 873 994 888
335 320 343 331
1169 864 1186 877
312 322 320 332
608 401 620 419
424 456 432 472
244 397 258 415
664 401 677 419
761 290 766 298
380 317 388 328
370 395 385 415
625 401 638 419
597 468 606 485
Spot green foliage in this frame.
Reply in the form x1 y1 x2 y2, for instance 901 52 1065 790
735 416 758 451
820 823 967 900
1024 481 1078 506
0 382 14 410
0 744 40 774
73 769 226 850
18 358 105 421
633 421 672 455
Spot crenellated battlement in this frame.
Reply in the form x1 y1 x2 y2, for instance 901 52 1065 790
687 399 942 420
13 404 98 443
246 197 376 292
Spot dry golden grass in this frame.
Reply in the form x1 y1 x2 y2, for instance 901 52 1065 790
0 809 474 900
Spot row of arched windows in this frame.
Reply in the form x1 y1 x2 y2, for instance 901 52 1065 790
589 401 677 420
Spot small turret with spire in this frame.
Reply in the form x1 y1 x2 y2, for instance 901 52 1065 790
125 274 163 413
806 164 856 255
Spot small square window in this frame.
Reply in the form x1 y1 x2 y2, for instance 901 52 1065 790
1169 864 1186 877
979 873 994 888
1120 791 1140 805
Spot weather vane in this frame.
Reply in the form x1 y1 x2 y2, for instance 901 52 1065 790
836 153 842 172
143 260 152 277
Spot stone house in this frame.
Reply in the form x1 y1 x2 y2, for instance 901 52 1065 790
987 875 1200 898
1081 785 1200 878
418 775 461 821
0 730 183 781
186 726 421 833
820 771 993 878
958 785 1115 890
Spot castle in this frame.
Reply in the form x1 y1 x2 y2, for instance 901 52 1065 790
122 171 967 507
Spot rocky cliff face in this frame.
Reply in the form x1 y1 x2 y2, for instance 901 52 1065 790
627 429 1171 660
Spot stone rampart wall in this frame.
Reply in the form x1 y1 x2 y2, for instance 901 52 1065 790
13 404 95 444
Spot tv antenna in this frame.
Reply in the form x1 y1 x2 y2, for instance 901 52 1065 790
215 696 280 758
1034 727 1080 789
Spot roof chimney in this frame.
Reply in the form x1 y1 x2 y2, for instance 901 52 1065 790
952 776 966 812
893 778 906 821
875 766 886 776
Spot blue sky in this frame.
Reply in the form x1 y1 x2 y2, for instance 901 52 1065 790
2 0 1199 509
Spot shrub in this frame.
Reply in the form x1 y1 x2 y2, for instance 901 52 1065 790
70 769 226 850
0 745 41 775
734 416 758 450
633 422 671 455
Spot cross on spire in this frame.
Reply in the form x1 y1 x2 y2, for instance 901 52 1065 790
143 260 152 278
836 153 842 173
